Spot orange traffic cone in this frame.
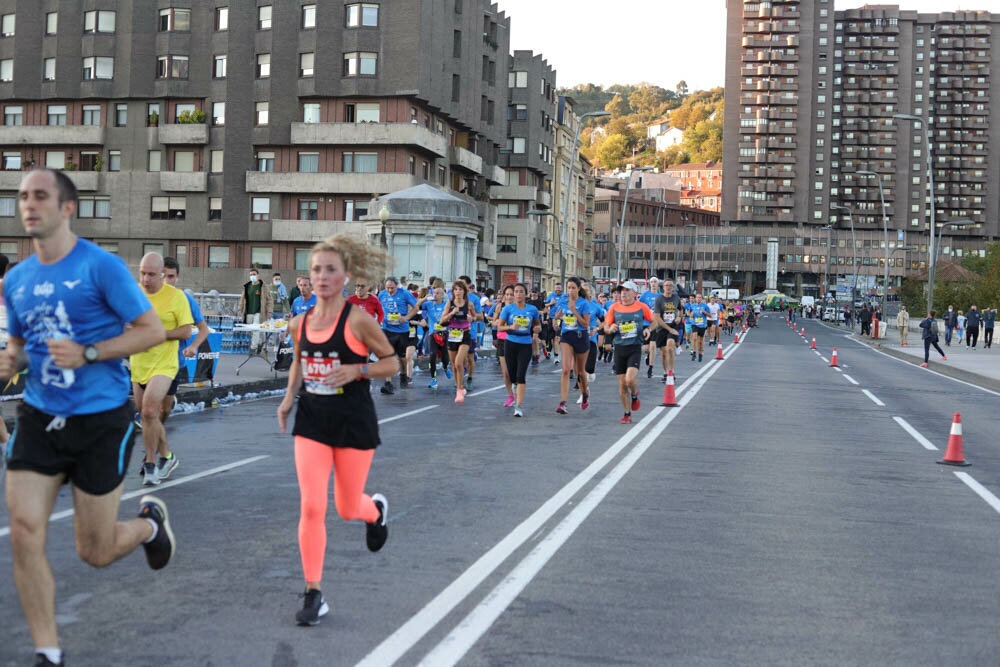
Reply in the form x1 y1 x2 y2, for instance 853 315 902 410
800 327 805 337
938 412 971 466
715 343 724 360
810 337 816 350
830 348 839 367
661 371 678 407
733 332 740 344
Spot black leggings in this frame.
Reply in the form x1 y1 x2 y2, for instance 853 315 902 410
986 328 994 348
427 334 450 378
586 341 598 374
506 341 533 385
924 337 945 362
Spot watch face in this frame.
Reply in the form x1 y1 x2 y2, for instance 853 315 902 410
85 346 99 362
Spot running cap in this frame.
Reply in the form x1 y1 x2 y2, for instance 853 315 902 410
622 280 639 292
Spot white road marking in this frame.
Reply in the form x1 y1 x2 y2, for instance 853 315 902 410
892 416 938 451
356 331 744 667
0 455 269 539
842 374 859 385
862 390 885 406
379 405 439 424
848 337 1000 397
954 472 1000 516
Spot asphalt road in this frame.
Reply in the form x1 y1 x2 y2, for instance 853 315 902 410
1 314 998 667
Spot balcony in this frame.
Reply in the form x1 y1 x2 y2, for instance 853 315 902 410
0 169 98 191
490 184 537 201
157 124 209 145
448 145 483 175
160 171 208 192
484 164 506 186
535 190 552 209
270 218 362 243
0 125 104 145
245 171 423 194
290 122 448 157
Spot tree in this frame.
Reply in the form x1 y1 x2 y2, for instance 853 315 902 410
604 93 630 117
659 145 691 168
596 134 630 170
676 80 689 98
628 84 670 122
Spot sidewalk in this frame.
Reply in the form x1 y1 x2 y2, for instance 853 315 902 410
175 349 289 405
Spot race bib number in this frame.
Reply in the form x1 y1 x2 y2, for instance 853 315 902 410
301 355 342 395
695 316 706 326
663 312 675 324
448 327 465 342
433 322 446 332
388 312 401 323
563 314 577 330
620 321 637 339
513 315 530 333
409 325 417 337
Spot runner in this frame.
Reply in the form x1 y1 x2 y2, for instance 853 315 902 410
376 277 418 394
347 282 383 323
639 277 660 378
604 281 653 424
552 277 594 413
3 169 172 667
131 252 194 486
685 292 710 362
291 277 317 316
439 280 476 403
497 283 541 417
492 285 516 407
276 233 396 627
159 255 209 432
420 285 450 389
544 282 563 365
459 276 482 389
527 286 546 365
652 279 683 381
705 294 722 346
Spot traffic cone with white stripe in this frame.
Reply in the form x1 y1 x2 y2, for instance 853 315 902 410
715 342 724 360
800 327 805 337
660 370 678 407
733 332 740 344
810 337 816 350
830 348 839 367
938 412 970 466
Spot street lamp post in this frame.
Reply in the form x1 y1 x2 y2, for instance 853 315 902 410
685 222 697 295
831 205 858 323
893 113 938 314
527 209 564 286
821 224 833 304
934 219 975 266
615 166 653 284
857 170 889 306
649 204 664 280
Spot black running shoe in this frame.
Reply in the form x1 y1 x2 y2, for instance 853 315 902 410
138 496 174 570
380 381 395 395
646 365 653 379
366 494 388 552
295 588 329 626
35 654 64 667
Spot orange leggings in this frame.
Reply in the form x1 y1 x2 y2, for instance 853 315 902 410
294 436 380 583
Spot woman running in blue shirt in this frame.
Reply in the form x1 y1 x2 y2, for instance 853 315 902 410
552 277 593 413
497 283 541 418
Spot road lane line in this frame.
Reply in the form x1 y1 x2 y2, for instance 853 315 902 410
862 390 885 406
842 374 859 385
954 472 1000 516
356 330 746 667
379 405 439 424
417 338 735 666
0 455 269 539
466 384 505 398
892 416 938 451
849 337 1000 397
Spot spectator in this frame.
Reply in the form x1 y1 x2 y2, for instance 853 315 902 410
237 268 273 351
966 305 982 349
896 304 910 347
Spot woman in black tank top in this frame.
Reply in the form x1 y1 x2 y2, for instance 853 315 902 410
439 280 474 403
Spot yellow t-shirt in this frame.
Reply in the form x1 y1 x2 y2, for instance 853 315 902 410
130 283 194 384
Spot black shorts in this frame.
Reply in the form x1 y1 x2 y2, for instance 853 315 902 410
384 330 409 357
168 366 186 396
691 327 708 338
561 330 590 355
613 345 643 375
6 402 136 496
446 329 472 352
655 328 679 348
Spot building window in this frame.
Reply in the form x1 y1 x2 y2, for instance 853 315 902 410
148 150 161 172
2 152 20 170
343 52 378 77
258 5 272 30
45 151 65 169
497 203 519 218
356 103 379 123
82 57 114 80
147 102 160 126
151 196 186 220
295 248 310 271
0 197 14 217
299 200 318 220
346 3 379 27
251 247 273 269
509 71 527 88
302 4 316 28
256 53 270 78
303 103 320 123
255 102 268 126
298 153 319 173
512 137 526 154
210 150 224 173
342 152 377 173
251 197 271 221
158 8 191 32
79 151 99 171
47 105 67 126
82 104 101 126
215 7 229 31
45 12 58 35
209 197 222 220
108 150 121 172
498 236 517 253
43 58 55 81
84 10 116 34
212 102 225 126
4 105 21 126
157 55 189 79
1 14 15 37
256 151 274 172
214 55 227 79
0 59 11 82
453 30 462 58
173 151 194 172
208 246 230 268
174 103 195 121
344 199 368 221
114 103 127 126
78 196 111 219
299 53 314 78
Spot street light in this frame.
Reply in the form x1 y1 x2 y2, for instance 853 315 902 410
831 204 858 317
615 166 654 284
649 204 665 280
558 110 610 288
894 113 937 314
527 209 564 286
856 170 889 305
821 224 833 305
685 222 697 295
934 219 975 266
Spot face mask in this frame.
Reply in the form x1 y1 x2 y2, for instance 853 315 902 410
273 279 281 285
250 275 258 283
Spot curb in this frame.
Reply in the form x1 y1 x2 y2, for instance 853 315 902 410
176 377 288 406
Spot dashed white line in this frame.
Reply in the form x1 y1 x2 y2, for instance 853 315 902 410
954 472 1000 516
862 389 885 406
893 416 938 451
842 374 859 385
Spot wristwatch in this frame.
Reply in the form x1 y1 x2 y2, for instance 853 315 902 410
83 345 100 364
358 363 369 379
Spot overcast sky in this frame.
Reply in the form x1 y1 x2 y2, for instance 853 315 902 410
494 0 992 92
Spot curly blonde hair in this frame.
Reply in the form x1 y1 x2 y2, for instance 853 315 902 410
309 233 392 286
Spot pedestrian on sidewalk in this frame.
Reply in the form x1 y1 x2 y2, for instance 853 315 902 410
919 309 947 367
942 305 957 345
896 304 910 346
966 305 982 349
277 233 397 627
983 307 996 349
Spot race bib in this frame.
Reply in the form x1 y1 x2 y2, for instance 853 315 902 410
409 325 417 338
563 314 577 330
513 315 530 333
301 354 342 395
620 321 637 339
433 322 446 332
388 312 401 323
448 327 464 342
663 312 675 324
695 316 705 326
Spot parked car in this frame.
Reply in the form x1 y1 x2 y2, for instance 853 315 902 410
823 307 846 322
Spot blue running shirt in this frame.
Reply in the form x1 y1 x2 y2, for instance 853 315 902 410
378 288 417 334
498 303 539 345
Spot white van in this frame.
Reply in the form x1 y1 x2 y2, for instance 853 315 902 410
710 289 740 300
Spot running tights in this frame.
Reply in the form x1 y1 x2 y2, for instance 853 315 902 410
506 341 533 385
427 335 450 378
923 337 945 363
294 436 379 583
586 341 598 374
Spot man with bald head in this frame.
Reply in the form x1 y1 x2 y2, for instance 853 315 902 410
130 252 193 486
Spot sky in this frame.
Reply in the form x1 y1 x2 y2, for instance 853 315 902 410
493 0 994 92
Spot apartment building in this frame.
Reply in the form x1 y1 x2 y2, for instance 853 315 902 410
723 0 998 298
0 1 511 292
